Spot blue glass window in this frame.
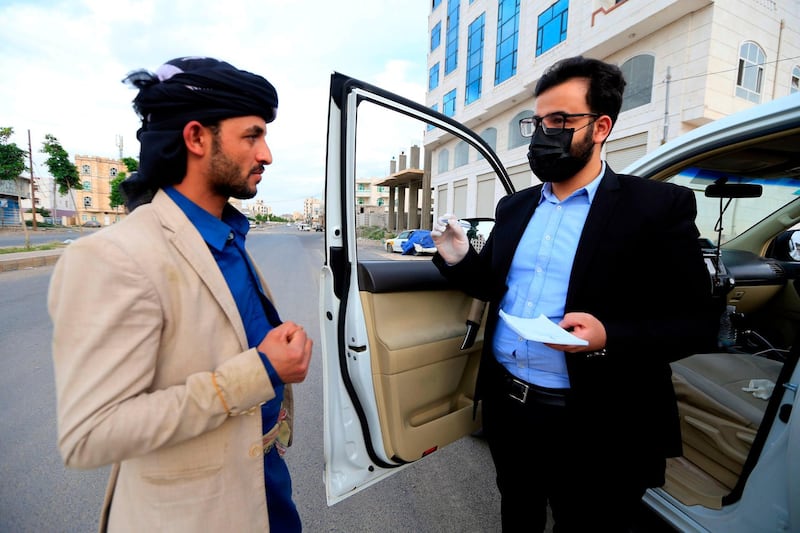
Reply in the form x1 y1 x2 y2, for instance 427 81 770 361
431 22 441 51
433 0 442 10
495 0 519 85
465 14 485 105
445 0 460 74
429 63 440 90
427 104 439 131
536 0 568 57
443 89 457 117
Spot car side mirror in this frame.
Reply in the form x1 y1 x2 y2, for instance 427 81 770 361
767 229 800 262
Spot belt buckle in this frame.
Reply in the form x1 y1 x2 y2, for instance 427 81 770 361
508 378 529 404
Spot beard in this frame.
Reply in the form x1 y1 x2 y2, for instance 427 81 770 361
527 122 595 183
209 136 260 200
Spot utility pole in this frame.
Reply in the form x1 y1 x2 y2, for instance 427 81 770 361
115 135 124 159
27 129 37 230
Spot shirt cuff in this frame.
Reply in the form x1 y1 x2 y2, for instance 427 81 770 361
258 351 284 388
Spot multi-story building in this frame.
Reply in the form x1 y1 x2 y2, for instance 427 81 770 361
75 155 129 226
425 0 800 219
304 197 323 225
249 199 272 218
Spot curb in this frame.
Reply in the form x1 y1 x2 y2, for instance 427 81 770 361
0 249 64 273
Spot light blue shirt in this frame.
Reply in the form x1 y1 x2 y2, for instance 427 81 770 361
493 163 605 388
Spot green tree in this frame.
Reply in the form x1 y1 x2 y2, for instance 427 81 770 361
41 134 81 195
110 157 138 209
0 127 27 182
110 172 126 209
121 156 138 172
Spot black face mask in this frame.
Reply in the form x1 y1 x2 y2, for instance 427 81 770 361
527 125 594 183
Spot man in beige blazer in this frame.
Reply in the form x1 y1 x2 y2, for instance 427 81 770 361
48 57 312 532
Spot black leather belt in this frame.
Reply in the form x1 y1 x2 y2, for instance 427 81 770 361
500 370 569 408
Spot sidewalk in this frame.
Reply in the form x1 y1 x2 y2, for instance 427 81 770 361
0 248 64 273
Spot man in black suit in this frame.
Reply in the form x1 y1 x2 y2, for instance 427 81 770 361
432 56 719 532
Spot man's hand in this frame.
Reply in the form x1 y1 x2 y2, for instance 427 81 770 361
258 321 312 384
431 214 470 265
546 312 607 353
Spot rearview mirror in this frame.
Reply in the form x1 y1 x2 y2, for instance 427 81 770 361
704 183 763 198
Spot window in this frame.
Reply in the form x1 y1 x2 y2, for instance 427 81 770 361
82 180 91 191
455 141 469 167
444 0 460 74
431 22 441 51
432 0 441 9
465 14 485 105
508 111 532 149
429 63 440 90
620 54 655 112
438 149 450 173
427 103 439 131
110 167 118 177
791 65 799 94
83 196 92 207
443 89 457 117
736 41 765 103
477 127 497 160
495 0 519 85
536 0 568 57
81 164 91 175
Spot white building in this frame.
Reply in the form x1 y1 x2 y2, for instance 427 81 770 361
248 199 272 217
304 197 323 224
425 0 800 220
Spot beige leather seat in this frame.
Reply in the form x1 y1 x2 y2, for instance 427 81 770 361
665 352 782 508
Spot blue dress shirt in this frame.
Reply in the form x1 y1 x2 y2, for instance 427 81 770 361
164 187 300 532
493 164 605 388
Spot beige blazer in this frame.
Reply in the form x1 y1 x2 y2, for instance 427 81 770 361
48 190 292 532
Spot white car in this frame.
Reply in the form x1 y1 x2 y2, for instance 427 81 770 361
320 73 800 531
383 229 416 253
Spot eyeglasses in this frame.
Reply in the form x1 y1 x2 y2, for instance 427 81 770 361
519 112 599 137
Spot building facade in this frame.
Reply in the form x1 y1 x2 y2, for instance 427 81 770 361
0 176 30 227
425 0 800 219
74 155 129 226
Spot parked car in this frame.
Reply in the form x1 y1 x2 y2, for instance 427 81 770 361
81 220 101 228
400 229 435 255
320 73 800 532
383 229 417 253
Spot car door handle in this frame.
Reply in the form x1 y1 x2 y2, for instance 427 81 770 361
461 299 487 350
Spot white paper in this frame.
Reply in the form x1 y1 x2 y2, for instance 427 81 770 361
499 310 589 346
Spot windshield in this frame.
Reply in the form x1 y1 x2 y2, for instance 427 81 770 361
665 168 800 244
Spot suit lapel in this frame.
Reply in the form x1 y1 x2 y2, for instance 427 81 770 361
151 190 249 349
566 168 621 308
495 186 541 279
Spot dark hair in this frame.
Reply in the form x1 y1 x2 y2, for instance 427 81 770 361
122 120 220 212
534 56 626 126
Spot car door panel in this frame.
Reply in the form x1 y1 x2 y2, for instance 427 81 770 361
356 262 484 462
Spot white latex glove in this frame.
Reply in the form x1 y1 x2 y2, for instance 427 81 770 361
431 213 470 265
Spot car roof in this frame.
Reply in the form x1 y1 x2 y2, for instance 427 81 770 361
623 92 800 180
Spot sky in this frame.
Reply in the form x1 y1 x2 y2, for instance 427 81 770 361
0 0 430 215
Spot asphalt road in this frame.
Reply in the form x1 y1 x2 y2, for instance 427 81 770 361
0 225 504 532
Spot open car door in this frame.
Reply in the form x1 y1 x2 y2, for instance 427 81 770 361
320 73 511 505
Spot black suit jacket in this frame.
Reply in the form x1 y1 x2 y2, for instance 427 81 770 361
434 167 720 481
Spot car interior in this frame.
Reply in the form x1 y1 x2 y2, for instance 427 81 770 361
653 128 800 509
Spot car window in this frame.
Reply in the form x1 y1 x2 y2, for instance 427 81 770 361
353 104 434 261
